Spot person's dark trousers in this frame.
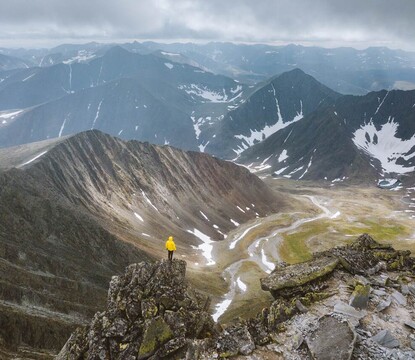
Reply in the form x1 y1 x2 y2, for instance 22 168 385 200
168 251 174 260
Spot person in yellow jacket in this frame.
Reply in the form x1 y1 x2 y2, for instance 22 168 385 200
165 236 176 261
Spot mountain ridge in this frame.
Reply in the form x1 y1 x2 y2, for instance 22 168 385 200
0 45 246 150
239 87 415 182
0 130 287 356
203 68 341 159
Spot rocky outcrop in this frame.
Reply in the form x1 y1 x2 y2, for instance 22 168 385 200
58 234 415 359
253 234 415 359
57 260 218 359
331 233 413 274
260 255 339 298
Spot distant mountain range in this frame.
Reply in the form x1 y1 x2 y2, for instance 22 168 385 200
1 40 415 357
1 43 415 184
0 130 286 356
2 41 415 94
0 46 246 151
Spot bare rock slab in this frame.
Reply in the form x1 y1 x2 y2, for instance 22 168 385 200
333 301 366 326
306 315 356 360
404 320 415 330
376 296 392 312
370 329 400 349
391 290 407 306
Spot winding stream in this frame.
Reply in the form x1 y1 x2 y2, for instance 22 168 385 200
211 195 338 321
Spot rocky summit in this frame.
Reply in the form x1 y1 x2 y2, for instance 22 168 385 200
58 234 415 360
57 259 219 359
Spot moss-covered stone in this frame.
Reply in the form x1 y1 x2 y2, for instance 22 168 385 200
141 298 158 319
260 256 339 296
267 299 298 330
138 317 173 359
299 292 333 307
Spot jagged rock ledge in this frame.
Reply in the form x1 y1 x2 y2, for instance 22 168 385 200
57 260 219 359
58 234 415 359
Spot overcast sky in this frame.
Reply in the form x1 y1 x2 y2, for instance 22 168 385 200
0 0 414 50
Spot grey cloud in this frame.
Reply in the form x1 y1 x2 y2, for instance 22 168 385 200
0 0 414 50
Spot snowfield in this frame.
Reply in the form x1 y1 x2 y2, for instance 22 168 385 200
353 117 415 174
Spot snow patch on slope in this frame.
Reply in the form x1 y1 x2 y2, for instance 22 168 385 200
178 84 242 103
278 149 288 162
134 212 144 222
58 117 67 138
187 229 215 266
232 98 303 156
62 50 96 64
353 117 415 174
91 100 103 129
19 151 48 167
0 109 23 123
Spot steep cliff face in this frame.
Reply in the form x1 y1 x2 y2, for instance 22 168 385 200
0 130 286 357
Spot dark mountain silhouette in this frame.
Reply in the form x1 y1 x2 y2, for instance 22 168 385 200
203 69 341 158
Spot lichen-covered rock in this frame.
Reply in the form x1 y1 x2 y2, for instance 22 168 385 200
138 317 174 359
216 324 255 357
332 234 414 274
267 299 298 330
349 284 371 309
260 255 339 298
57 260 218 360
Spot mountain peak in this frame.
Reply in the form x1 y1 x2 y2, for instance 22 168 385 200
103 45 132 58
281 67 306 76
269 67 335 91
205 69 341 158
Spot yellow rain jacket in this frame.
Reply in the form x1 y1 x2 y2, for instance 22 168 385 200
166 236 176 251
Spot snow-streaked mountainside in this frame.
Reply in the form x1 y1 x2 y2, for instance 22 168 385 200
3 41 415 95
240 89 415 182
0 46 246 150
0 53 32 71
121 42 415 94
203 69 341 159
2 42 415 185
0 130 288 355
